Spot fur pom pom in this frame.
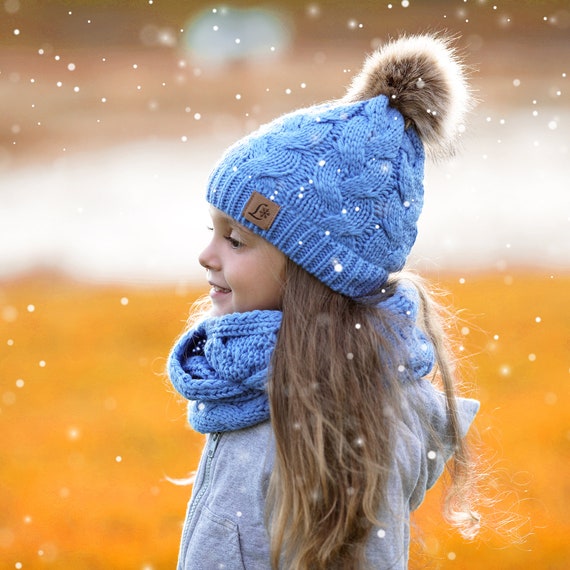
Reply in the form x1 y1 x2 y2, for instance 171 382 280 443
343 34 472 159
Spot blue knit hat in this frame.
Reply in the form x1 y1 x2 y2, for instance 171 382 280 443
207 34 471 298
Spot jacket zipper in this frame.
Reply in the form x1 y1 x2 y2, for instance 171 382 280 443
185 432 222 530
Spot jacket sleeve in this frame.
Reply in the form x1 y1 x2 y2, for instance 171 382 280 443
365 380 479 568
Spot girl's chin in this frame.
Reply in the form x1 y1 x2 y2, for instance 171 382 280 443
209 287 232 312
210 295 233 317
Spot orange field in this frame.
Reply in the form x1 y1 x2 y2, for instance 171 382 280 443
0 270 568 569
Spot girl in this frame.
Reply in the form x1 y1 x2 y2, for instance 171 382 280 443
168 34 480 569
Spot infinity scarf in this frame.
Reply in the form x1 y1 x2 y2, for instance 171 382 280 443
168 285 435 434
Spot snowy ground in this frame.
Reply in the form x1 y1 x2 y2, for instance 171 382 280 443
1 105 568 286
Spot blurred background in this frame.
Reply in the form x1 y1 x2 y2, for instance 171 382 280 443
1 0 568 568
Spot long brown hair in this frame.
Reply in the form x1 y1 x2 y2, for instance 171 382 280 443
267 259 478 569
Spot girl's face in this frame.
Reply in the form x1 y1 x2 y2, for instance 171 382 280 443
198 206 287 317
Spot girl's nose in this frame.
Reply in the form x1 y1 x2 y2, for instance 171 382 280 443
198 240 219 271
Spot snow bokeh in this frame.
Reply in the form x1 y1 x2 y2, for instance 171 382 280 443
1 106 567 285
1 2 568 285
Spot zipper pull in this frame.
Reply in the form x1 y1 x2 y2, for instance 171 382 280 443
207 432 221 457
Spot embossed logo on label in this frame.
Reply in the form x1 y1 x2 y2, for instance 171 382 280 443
242 191 280 230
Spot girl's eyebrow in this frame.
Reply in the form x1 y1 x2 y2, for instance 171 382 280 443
215 210 256 238
210 208 257 237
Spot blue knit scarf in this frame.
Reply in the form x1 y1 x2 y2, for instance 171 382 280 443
168 285 435 434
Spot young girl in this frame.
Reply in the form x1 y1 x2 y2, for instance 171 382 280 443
168 34 480 569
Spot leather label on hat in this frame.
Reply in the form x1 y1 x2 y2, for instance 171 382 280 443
242 191 280 230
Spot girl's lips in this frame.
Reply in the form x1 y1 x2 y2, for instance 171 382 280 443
209 283 231 294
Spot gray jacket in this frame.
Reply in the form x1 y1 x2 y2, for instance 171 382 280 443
177 379 479 569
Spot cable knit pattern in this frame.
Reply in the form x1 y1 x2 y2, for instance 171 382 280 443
207 96 424 299
168 310 282 433
168 286 435 433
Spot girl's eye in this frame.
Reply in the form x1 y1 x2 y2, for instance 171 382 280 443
225 235 243 249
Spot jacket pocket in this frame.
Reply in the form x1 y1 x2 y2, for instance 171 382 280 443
181 505 246 570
